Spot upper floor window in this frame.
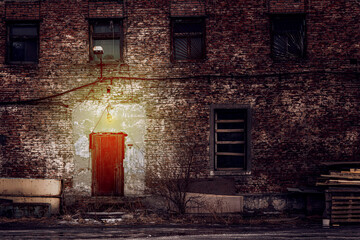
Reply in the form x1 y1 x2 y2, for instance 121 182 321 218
210 105 251 172
172 18 205 61
89 19 123 62
271 14 305 60
7 22 39 64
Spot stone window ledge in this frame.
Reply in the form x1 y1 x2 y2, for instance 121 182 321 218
209 170 251 176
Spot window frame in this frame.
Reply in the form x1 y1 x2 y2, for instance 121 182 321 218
89 18 124 62
270 14 306 61
171 17 206 62
6 21 39 64
210 104 251 174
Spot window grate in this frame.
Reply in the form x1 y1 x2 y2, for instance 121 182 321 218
214 109 247 170
271 15 305 60
172 18 205 61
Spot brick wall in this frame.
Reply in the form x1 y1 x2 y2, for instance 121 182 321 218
0 0 359 197
88 0 124 18
170 0 205 16
5 1 40 20
268 0 305 13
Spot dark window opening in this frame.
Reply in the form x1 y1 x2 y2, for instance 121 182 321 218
271 14 305 60
90 19 123 62
172 18 205 61
211 106 251 171
7 23 39 63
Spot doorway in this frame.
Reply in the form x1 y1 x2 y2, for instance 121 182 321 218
89 132 127 196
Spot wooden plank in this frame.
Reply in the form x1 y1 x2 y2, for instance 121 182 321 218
216 120 244 123
333 202 360 205
320 180 360 186
341 171 360 174
215 152 245 156
333 199 360 203
332 214 360 218
329 180 360 184
332 215 360 219
216 129 244 133
326 188 360 193
333 196 360 200
332 206 360 210
332 210 360 214
316 182 360 186
333 200 360 203
321 174 360 180
321 161 360 166
216 141 245 144
332 219 360 223
332 216 360 219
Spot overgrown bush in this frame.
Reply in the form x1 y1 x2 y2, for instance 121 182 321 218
145 141 203 214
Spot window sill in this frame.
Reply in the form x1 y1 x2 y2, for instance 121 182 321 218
88 59 123 65
271 56 307 63
172 58 206 64
5 62 39 68
6 61 38 65
210 170 251 176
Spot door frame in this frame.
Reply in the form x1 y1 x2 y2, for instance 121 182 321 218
89 132 127 196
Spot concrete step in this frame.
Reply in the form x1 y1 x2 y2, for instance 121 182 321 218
82 211 129 220
0 199 51 218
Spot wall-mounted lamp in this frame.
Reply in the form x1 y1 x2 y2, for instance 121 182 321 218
93 46 104 55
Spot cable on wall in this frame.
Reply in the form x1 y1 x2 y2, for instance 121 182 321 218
0 77 103 106
0 70 358 106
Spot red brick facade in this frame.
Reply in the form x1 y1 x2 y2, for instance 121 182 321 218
0 0 359 205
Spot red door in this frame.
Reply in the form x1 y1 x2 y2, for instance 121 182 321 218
89 132 127 196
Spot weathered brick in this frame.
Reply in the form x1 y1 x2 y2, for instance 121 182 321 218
0 0 358 204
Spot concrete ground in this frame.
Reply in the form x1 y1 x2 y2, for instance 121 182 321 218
1 217 360 239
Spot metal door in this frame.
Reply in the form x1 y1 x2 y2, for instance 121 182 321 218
89 132 127 196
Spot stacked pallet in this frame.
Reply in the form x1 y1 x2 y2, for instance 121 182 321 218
317 168 360 187
324 189 360 224
317 162 360 225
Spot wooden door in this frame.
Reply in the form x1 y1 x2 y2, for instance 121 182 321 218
89 132 127 196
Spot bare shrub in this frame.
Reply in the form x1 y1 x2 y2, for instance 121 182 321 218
145 141 203 214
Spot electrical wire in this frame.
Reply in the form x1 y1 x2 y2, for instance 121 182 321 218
0 70 358 106
73 87 95 111
91 102 110 133
0 77 103 105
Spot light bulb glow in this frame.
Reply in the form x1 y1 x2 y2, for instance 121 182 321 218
107 112 112 122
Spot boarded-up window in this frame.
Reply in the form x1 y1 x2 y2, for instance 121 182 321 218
211 106 251 171
7 22 39 63
271 14 305 59
172 18 205 61
89 19 123 61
